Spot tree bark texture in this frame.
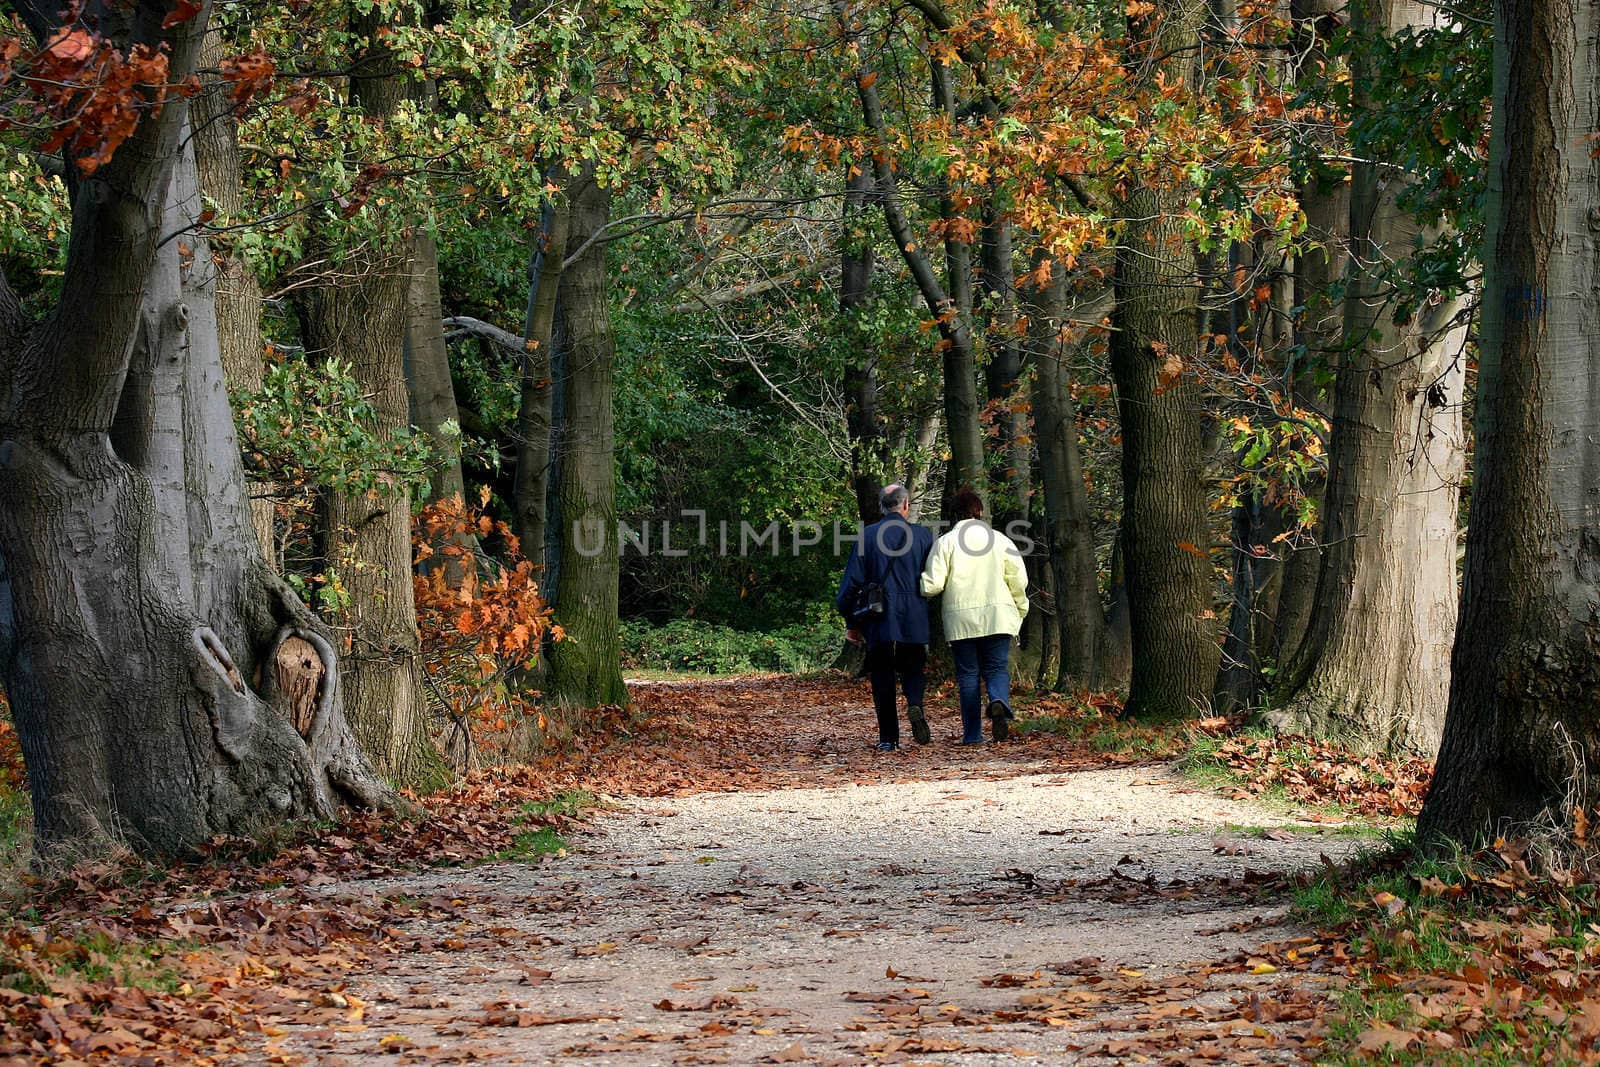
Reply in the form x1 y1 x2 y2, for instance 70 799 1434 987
192 27 276 564
1274 0 1467 758
1420 0 1600 841
404 231 467 508
1109 0 1220 717
1027 278 1110 690
546 182 629 710
0 43 390 854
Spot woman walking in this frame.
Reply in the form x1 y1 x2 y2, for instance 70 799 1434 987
920 489 1029 743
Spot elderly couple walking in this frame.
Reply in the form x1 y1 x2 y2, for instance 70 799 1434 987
835 483 1029 750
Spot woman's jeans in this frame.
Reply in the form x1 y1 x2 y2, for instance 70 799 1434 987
950 634 1012 742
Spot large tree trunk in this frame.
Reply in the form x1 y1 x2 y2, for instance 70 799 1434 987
0 62 390 855
1419 0 1600 841
1028 277 1110 690
1110 0 1220 718
1273 0 1467 758
546 182 628 709
192 27 276 565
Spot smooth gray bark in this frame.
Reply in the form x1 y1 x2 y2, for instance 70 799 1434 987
0 48 390 855
1274 0 1467 758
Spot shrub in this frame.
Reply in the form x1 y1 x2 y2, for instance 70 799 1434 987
620 618 836 675
0 695 20 795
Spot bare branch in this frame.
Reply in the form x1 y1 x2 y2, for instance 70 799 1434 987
443 315 528 352
669 268 813 315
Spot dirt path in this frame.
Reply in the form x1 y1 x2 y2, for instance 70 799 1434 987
281 681 1365 1065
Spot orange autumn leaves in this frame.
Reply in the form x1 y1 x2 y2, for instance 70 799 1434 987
787 0 1304 271
413 493 560 742
0 28 173 174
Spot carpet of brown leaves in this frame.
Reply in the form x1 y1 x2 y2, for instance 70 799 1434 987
1 674 1173 1065
1201 733 1433 817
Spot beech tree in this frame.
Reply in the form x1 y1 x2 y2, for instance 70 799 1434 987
1274 0 1470 757
0 2 391 854
1109 0 1220 718
1419 0 1600 841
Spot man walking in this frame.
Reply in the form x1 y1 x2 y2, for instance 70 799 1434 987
836 484 934 750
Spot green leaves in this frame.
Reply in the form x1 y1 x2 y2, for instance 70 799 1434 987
234 352 435 501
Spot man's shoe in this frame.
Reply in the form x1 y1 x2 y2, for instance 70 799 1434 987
957 737 985 746
873 741 899 752
908 706 931 746
987 700 1011 742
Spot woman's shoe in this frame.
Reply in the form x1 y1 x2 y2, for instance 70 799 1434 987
873 740 899 752
987 700 1011 742
908 706 932 745
957 737 985 745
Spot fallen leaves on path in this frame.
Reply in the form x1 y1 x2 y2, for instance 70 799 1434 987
1202 733 1432 817
0 675 1361 1065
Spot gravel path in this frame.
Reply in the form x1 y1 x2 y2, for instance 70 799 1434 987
283 758 1368 1065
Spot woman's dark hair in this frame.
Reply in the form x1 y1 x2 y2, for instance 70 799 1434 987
951 488 984 521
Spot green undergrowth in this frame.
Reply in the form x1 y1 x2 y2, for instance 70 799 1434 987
621 617 836 676
1295 838 1600 1065
488 789 598 863
0 924 193 997
1008 693 1188 760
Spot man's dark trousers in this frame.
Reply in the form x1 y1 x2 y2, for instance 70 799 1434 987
865 641 926 745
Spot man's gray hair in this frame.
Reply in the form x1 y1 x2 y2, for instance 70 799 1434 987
880 483 909 514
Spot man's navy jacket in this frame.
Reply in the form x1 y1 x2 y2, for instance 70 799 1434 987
835 513 934 647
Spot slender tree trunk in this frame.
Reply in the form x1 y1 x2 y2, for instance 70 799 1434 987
0 89 389 855
848 32 986 511
1273 0 1467 757
1103 533 1134 688
404 231 467 507
982 204 1030 516
300 255 443 787
841 165 884 524
546 182 628 709
192 28 276 565
295 18 443 788
514 183 572 565
931 62 986 513
1419 0 1600 841
1266 0 1347 669
1028 276 1110 690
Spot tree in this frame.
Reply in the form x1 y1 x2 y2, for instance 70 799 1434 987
0 3 390 855
546 179 628 709
1273 0 1468 758
1418 0 1600 841
192 24 276 563
292 10 444 789
1027 274 1110 689
1110 0 1221 718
